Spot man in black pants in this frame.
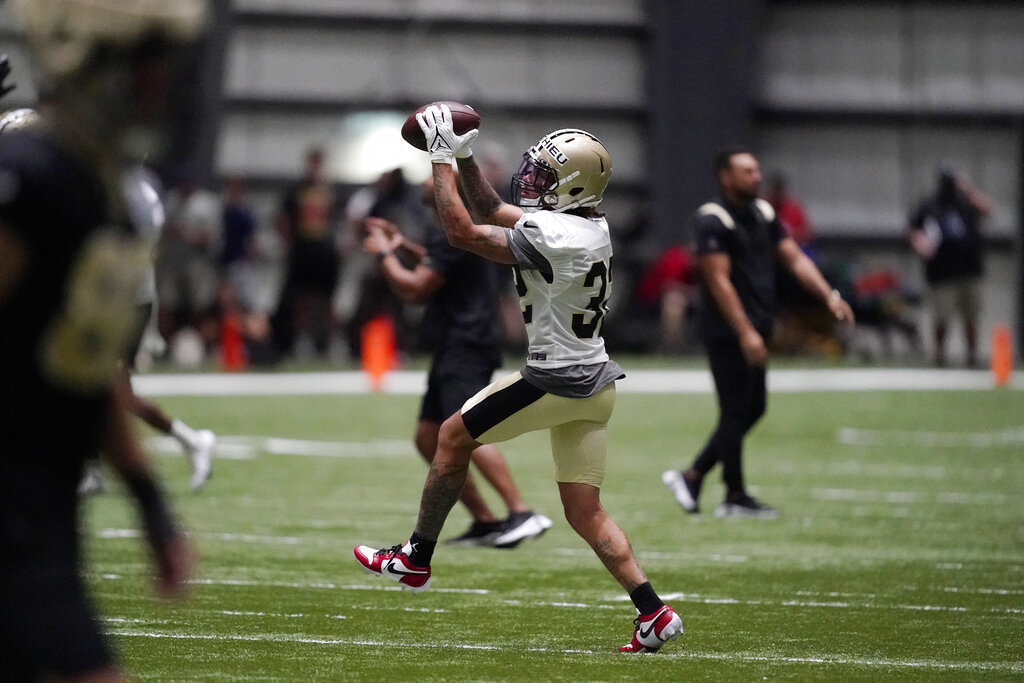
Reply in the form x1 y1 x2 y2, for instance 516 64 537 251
662 146 854 518
362 196 551 548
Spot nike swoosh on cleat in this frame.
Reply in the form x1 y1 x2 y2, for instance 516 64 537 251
638 607 669 639
383 558 428 577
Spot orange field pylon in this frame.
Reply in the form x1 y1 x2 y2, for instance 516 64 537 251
361 315 397 391
991 323 1013 387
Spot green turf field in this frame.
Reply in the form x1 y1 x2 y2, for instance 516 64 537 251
83 384 1024 681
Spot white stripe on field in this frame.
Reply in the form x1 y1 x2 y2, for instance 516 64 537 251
143 435 411 459
838 425 1024 448
105 629 1024 672
810 488 1008 505
91 572 1023 617
132 368 1023 397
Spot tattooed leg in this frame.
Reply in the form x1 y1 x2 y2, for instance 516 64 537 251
414 413 478 540
558 481 649 592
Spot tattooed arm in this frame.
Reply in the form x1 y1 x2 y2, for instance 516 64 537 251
431 161 521 265
456 155 523 228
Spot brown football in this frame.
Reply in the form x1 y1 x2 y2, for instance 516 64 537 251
401 101 481 151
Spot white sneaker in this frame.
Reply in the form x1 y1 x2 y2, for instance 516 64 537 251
662 470 699 513
78 461 108 497
188 430 215 492
493 511 553 549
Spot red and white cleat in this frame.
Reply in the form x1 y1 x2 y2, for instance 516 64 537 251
620 605 683 653
353 541 432 593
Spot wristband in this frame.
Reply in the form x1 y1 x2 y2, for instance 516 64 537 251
123 471 177 546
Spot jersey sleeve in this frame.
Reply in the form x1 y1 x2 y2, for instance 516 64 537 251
692 212 732 256
508 216 556 282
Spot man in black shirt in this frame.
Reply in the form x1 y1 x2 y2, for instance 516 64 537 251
362 192 552 548
908 167 992 367
0 1 201 679
662 146 854 518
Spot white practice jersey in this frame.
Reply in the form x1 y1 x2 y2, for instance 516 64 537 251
508 210 613 369
122 166 165 304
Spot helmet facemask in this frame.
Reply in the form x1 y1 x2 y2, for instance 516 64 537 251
511 152 559 211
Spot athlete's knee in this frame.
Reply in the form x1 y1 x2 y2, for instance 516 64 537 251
437 413 478 460
414 422 439 462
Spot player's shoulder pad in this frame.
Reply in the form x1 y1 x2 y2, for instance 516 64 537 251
697 202 735 230
754 198 776 222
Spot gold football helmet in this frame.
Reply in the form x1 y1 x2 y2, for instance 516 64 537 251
512 128 612 212
12 0 206 79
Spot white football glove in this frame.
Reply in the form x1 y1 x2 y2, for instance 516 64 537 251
416 104 478 163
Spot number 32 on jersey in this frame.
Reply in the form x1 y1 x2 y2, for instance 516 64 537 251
511 257 612 340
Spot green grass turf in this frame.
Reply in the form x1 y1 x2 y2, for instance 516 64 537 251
82 386 1024 681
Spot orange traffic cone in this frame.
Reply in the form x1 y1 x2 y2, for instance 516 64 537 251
221 311 247 372
361 315 397 391
991 324 1013 387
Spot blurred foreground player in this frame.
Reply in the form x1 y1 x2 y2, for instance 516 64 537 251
356 106 682 653
0 70 215 496
0 0 206 679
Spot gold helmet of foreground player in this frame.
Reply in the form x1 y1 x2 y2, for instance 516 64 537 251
12 0 206 80
511 128 612 213
12 0 207 159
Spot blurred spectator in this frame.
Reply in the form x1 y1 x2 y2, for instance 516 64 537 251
271 146 343 359
634 245 698 353
219 175 257 303
908 166 992 367
156 176 223 354
848 266 921 359
765 172 814 253
766 172 827 355
341 168 430 360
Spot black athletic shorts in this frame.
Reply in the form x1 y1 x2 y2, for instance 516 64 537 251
418 346 499 424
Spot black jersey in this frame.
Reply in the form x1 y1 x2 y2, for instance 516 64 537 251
418 221 502 373
692 196 785 341
0 129 148 474
909 194 984 284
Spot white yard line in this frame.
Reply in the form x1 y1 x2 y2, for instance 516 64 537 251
104 629 1024 672
144 435 411 459
838 425 1024 448
133 368 1023 397
91 573 1023 617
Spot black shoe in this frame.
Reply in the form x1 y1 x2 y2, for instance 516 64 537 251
714 493 778 519
492 510 553 549
444 520 506 547
662 470 702 513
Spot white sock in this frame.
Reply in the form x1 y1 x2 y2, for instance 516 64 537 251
171 419 200 451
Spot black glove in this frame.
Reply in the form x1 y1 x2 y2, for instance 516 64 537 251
0 55 16 100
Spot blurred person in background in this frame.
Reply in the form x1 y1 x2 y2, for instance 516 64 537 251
156 174 223 359
0 1 203 679
908 166 992 367
662 146 854 519
355 110 683 654
343 167 430 361
219 175 258 305
272 146 342 359
765 172 814 255
362 182 552 548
